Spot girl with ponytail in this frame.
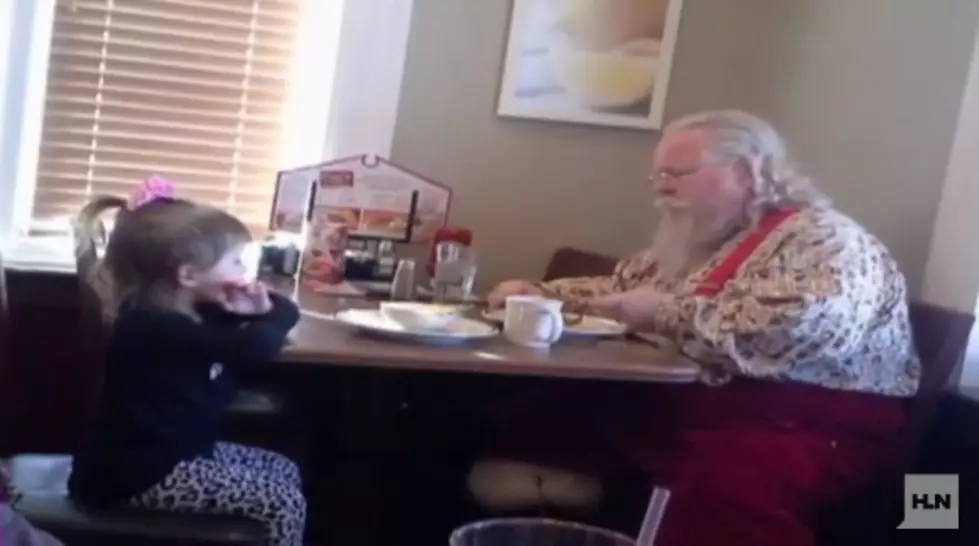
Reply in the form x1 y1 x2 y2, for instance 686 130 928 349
68 177 305 546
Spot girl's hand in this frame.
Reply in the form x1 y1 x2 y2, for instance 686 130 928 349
219 281 273 315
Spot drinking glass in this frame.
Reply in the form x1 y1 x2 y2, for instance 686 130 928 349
433 242 477 301
450 518 634 546
390 258 417 301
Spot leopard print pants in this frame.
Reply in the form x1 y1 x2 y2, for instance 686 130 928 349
129 442 305 546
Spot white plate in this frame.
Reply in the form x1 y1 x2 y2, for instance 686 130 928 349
335 308 499 346
300 309 337 321
350 280 393 295
480 308 627 337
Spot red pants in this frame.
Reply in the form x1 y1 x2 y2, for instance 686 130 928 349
485 379 907 546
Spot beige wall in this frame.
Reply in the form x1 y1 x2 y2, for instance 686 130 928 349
391 0 979 292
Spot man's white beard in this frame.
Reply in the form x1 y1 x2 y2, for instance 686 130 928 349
650 205 743 281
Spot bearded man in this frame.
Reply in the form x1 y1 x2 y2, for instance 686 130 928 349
470 110 919 546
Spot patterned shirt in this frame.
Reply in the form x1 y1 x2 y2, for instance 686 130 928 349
544 206 920 397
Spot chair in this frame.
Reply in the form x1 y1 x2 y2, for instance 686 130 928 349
1 250 266 545
904 302 975 460
542 247 618 282
817 301 975 544
7 454 265 546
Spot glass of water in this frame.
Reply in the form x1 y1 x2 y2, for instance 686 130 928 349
433 242 477 301
450 519 634 546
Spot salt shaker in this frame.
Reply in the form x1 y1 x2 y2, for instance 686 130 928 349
390 258 417 301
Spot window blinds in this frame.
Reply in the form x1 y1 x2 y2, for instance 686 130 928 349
33 0 301 233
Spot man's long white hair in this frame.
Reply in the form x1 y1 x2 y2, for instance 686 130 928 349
649 110 829 280
663 109 830 224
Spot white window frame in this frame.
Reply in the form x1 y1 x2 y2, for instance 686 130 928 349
921 20 979 389
0 0 413 272
0 0 56 247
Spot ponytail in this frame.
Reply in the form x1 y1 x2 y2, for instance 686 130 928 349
73 196 127 320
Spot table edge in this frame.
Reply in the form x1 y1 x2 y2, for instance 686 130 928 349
277 348 701 383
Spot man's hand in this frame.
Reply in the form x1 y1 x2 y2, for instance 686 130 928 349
587 287 667 330
487 280 544 308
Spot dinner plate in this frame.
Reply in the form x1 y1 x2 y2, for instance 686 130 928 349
300 309 337 321
480 308 627 337
335 308 499 346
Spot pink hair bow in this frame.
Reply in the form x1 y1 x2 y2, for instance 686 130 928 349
128 175 175 210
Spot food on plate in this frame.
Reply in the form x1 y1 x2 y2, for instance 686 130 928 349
379 302 460 329
561 311 584 326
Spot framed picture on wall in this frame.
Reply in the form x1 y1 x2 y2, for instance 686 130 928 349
497 0 684 131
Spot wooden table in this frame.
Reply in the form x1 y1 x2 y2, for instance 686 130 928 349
274 290 699 546
280 293 701 383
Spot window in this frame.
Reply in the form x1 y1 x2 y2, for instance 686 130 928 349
0 0 414 269
33 0 301 233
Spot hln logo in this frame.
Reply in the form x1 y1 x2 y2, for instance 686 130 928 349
898 474 959 530
911 492 953 510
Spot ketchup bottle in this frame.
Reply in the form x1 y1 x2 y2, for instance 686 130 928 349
427 226 473 277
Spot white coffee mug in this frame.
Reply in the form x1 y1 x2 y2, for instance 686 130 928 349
503 295 565 349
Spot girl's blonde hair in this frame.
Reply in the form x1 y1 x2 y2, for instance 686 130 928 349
664 110 830 223
74 196 251 320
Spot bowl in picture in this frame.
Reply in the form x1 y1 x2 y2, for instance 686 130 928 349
548 36 660 109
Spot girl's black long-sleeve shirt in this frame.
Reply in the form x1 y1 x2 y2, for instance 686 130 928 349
68 294 300 506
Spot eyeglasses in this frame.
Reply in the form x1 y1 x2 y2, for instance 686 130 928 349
648 166 702 183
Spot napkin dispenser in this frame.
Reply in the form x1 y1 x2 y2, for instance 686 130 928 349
258 236 300 277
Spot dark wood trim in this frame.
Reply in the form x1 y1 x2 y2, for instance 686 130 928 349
1 269 97 454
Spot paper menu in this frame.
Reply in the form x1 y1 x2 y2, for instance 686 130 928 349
312 170 416 241
298 221 350 292
268 154 452 243
269 170 313 233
